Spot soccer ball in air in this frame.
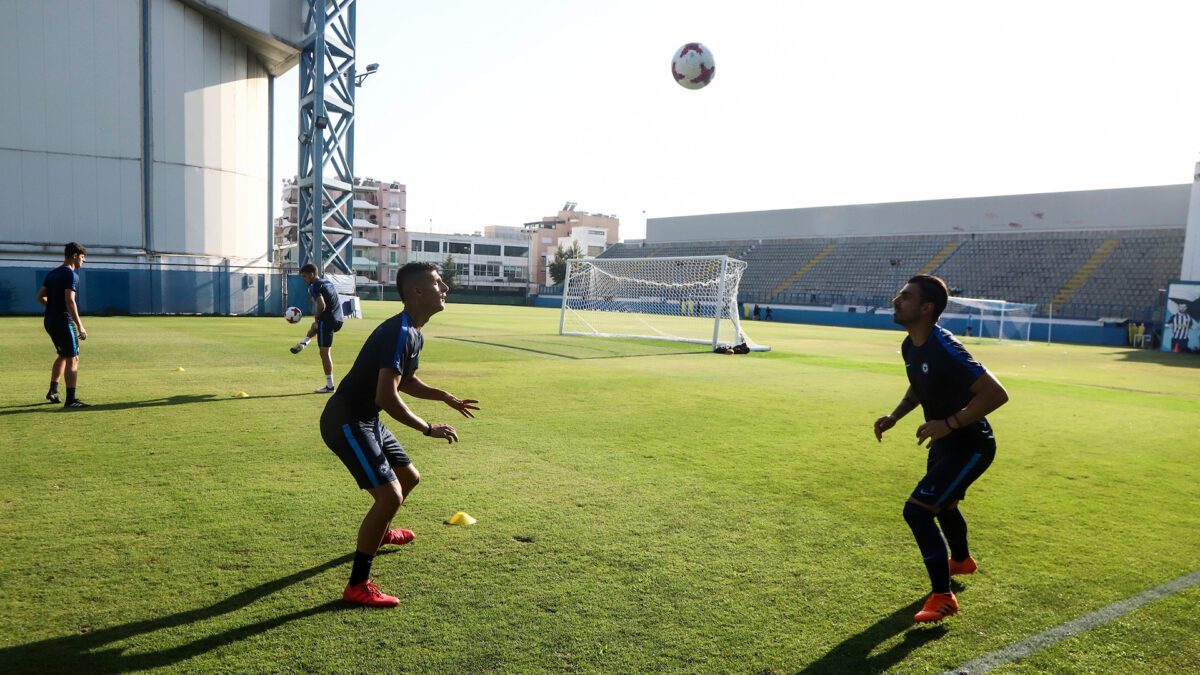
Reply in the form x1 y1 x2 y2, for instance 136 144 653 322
284 306 303 323
671 43 715 90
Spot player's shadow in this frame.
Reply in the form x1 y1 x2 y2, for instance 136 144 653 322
795 585 963 675
0 551 391 673
0 392 316 416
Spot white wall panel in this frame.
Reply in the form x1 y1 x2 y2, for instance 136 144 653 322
1 0 142 246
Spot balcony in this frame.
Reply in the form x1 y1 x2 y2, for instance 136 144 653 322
352 256 379 270
352 218 378 230
352 237 380 248
352 199 378 211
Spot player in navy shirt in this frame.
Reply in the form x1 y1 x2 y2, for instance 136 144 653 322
291 263 346 392
36 242 91 408
320 261 479 607
874 275 1009 623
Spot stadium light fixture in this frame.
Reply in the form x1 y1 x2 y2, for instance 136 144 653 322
314 115 329 129
354 63 379 87
298 131 311 145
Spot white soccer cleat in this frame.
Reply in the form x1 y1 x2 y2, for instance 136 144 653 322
315 385 335 393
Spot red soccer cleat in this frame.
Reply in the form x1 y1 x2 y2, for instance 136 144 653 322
949 556 978 576
381 528 415 546
914 592 958 623
342 580 399 608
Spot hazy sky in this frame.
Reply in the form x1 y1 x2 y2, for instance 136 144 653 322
272 0 1200 241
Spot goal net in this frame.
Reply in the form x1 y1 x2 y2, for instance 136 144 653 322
947 297 1035 344
560 256 769 351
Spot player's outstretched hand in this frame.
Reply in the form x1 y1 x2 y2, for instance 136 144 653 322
873 414 896 442
430 424 458 444
915 419 951 448
445 395 479 418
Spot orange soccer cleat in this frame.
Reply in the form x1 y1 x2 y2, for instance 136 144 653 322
342 580 399 608
949 556 978 576
381 528 415 546
914 592 959 623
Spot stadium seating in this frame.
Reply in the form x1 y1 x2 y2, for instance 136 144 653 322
597 229 1185 320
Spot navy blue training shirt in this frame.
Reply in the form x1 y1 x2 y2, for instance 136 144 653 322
310 278 344 323
42 265 78 320
902 325 992 440
326 311 423 422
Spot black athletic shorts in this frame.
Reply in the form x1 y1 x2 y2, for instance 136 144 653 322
44 317 79 357
320 410 411 490
316 317 343 348
911 439 995 508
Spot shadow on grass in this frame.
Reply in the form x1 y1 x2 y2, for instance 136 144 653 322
1112 347 1200 368
0 552 390 673
0 392 317 416
795 592 956 674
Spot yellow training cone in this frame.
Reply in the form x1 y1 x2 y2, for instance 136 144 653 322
233 391 249 398
174 367 185 371
448 511 476 525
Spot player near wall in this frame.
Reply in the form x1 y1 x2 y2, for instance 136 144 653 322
36 242 90 408
873 274 1009 623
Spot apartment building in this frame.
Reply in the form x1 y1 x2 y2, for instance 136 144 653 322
408 227 531 292
276 177 407 283
524 203 619 286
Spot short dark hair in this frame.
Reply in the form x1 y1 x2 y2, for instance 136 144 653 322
299 263 318 276
65 242 86 258
396 261 439 301
908 274 949 320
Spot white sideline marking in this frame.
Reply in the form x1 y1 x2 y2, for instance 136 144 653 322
943 569 1200 675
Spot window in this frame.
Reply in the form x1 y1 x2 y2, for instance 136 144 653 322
411 239 422 250
453 262 470 276
390 196 399 208
503 245 529 257
473 263 500 277
389 251 398 263
448 242 471 254
503 265 526 281
390 233 398 245
474 244 501 256
541 237 553 244
428 241 443 253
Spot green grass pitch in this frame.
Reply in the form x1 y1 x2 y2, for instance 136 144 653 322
1 303 1198 673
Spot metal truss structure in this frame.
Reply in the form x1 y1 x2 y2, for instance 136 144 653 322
297 0 358 275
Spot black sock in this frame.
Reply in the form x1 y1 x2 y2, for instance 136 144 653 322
66 388 76 401
937 507 970 561
349 551 374 586
49 381 59 394
904 502 950 594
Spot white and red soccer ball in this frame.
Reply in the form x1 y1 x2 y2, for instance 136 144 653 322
284 306 303 324
671 43 715 90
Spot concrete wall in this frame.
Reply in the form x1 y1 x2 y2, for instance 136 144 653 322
0 0 145 250
150 0 271 263
648 185 1191 243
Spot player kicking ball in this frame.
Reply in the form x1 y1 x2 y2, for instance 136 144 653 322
321 262 479 607
873 275 1008 623
291 263 344 393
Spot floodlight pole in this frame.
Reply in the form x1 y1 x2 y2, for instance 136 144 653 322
297 0 357 277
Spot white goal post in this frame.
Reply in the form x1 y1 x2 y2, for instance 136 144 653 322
947 296 1035 344
559 256 769 351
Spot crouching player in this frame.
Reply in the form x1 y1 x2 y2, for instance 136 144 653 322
321 262 479 607
874 275 1009 623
